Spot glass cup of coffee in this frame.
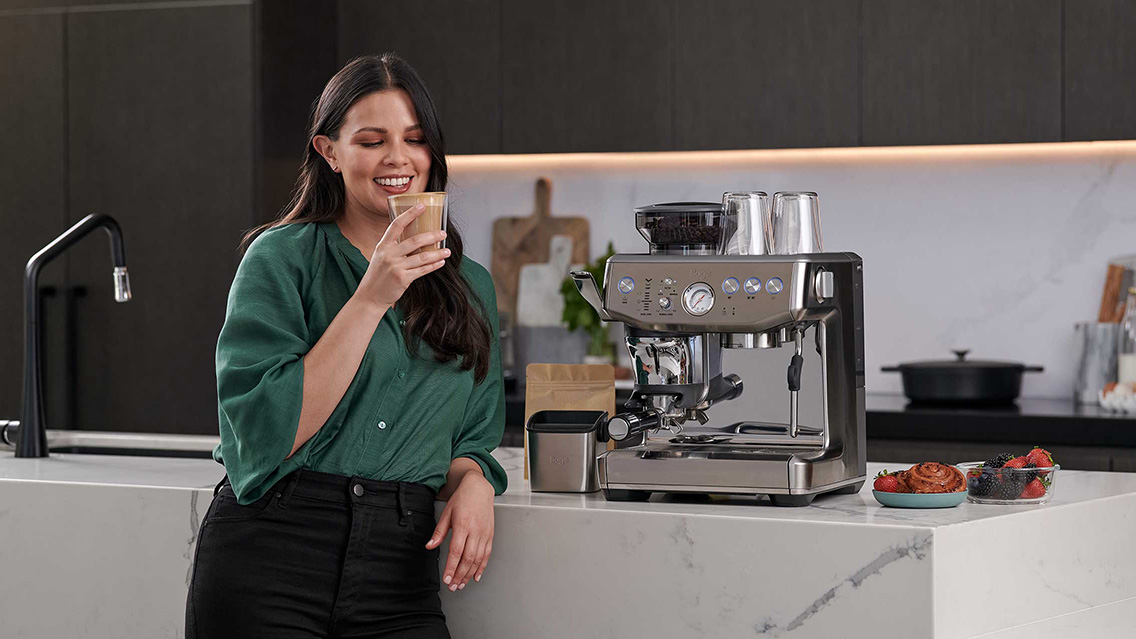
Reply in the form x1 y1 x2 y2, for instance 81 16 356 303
387 192 448 254
771 191 823 255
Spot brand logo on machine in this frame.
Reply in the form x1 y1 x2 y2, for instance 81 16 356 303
548 455 571 466
690 268 711 279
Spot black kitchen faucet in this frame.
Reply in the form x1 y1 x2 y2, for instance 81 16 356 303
17 214 132 457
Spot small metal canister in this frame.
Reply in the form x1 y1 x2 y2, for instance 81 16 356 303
1074 322 1119 403
526 410 608 492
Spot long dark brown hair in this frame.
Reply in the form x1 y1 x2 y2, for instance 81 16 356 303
242 54 492 383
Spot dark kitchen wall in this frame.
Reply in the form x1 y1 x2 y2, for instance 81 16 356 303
2 0 1134 435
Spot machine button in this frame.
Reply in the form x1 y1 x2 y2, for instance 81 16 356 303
659 297 672 310
766 277 784 295
617 277 635 294
663 277 676 286
722 277 740 295
815 270 834 301
743 277 761 294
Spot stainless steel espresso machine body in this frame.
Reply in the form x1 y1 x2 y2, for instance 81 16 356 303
571 201 866 506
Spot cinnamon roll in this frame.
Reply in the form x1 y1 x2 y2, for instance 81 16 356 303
897 462 966 494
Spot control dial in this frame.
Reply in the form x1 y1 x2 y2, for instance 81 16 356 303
766 277 784 295
659 296 672 310
682 282 715 316
722 277 740 295
744 277 761 294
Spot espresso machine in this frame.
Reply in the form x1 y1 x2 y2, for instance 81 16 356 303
571 201 866 506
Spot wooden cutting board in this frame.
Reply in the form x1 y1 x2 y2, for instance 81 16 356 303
491 177 590 316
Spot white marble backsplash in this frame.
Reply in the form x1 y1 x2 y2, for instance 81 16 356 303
449 142 1136 400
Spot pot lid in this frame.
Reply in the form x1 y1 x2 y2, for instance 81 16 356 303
893 350 1028 370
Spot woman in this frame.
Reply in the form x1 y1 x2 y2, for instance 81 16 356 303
185 54 505 638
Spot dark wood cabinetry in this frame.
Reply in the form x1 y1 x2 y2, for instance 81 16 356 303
862 0 1062 146
0 13 69 426
674 0 860 150
337 0 502 155
333 0 1130 153
65 5 254 433
499 0 674 153
1064 0 1136 141
0 0 328 436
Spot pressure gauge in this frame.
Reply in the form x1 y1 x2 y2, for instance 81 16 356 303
682 282 715 316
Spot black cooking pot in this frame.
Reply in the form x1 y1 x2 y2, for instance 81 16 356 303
881 350 1043 405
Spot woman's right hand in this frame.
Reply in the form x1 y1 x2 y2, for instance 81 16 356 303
357 203 450 307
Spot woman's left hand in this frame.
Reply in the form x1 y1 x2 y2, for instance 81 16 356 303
426 469 495 591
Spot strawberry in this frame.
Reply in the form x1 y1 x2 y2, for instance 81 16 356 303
1003 456 1028 470
874 470 900 493
1020 478 1047 499
1025 447 1054 470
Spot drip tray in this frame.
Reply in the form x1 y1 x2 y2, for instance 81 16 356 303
730 421 824 437
653 421 825 447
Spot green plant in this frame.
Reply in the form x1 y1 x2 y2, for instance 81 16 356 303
560 241 617 358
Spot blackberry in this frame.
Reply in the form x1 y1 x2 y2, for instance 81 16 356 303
1021 463 1039 484
996 474 1028 500
984 453 1015 469
968 471 998 497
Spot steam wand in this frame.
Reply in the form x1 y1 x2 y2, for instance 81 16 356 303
787 328 804 438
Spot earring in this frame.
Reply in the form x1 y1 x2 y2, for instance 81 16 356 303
331 164 340 173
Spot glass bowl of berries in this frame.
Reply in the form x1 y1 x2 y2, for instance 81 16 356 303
959 447 1059 505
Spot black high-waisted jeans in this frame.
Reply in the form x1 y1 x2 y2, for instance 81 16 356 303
185 469 450 638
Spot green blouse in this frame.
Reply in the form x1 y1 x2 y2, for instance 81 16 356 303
213 221 507 505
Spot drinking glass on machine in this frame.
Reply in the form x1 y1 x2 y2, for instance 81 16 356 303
387 192 448 254
771 191 823 254
719 191 771 255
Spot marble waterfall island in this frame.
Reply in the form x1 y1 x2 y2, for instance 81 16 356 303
0 447 1133 638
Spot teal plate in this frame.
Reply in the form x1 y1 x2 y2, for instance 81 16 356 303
872 490 967 508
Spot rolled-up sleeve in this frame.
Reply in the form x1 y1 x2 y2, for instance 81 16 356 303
451 270 508 495
215 233 311 503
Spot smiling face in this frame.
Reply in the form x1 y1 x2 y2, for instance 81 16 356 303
313 88 432 218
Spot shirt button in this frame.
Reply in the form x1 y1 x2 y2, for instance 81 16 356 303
353 484 364 497
399 319 406 326
378 420 387 430
397 371 405 379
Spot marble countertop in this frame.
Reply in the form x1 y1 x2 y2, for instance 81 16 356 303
4 446 1134 531
495 449 1136 529
0 451 226 489
3 446 1134 637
